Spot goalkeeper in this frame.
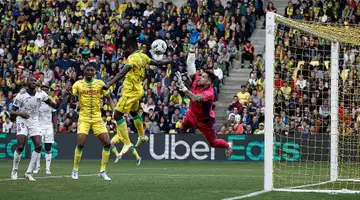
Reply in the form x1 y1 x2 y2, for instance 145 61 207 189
177 46 233 157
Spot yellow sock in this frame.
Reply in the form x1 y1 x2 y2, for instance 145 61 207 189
116 119 131 145
73 147 83 171
131 146 140 159
117 119 134 155
111 146 119 156
100 148 110 172
133 115 144 137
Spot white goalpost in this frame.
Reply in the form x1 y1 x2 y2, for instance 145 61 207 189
263 12 360 195
224 12 360 200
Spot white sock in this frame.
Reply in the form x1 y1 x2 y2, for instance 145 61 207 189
35 154 41 170
45 153 52 171
26 151 40 174
12 150 21 171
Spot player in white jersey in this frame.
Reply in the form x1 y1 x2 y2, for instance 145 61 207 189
33 84 57 175
10 76 62 181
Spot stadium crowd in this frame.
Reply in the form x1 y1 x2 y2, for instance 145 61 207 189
222 0 360 135
0 0 259 135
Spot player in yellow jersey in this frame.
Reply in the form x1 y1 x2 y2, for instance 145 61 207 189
67 65 114 181
103 38 170 163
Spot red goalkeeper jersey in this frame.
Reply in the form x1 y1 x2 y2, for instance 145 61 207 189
188 73 215 121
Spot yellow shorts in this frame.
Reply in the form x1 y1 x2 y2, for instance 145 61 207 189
111 134 123 144
77 118 108 136
115 93 141 113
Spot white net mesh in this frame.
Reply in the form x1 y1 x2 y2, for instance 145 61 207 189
270 15 360 192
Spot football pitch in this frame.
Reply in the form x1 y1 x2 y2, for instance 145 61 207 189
0 160 359 200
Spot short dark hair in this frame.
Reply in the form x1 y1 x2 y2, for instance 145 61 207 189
85 64 95 69
125 38 138 50
204 70 216 84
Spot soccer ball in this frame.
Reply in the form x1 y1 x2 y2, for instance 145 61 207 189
151 39 167 54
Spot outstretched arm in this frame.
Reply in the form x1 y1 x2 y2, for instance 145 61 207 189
175 72 204 103
103 65 132 89
183 90 204 103
149 49 171 67
186 48 196 77
149 58 171 66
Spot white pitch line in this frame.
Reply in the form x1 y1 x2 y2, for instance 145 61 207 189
0 173 262 182
222 190 268 200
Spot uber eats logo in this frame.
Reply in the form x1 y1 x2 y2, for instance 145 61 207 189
228 135 300 161
0 134 58 159
149 134 215 160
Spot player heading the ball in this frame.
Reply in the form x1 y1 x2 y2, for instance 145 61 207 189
102 38 171 162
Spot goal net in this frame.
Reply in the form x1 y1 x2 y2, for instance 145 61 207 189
264 12 360 194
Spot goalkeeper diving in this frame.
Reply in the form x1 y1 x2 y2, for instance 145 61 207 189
177 45 233 157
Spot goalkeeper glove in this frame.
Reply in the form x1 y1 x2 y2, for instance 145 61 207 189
175 72 188 92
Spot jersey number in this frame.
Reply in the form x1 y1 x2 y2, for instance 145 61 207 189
16 123 24 132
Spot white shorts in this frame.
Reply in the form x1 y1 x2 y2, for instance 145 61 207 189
16 121 41 138
40 124 54 144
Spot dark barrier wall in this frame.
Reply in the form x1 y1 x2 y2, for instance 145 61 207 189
0 133 325 161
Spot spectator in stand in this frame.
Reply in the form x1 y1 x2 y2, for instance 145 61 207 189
225 113 237 132
0 0 261 134
237 85 250 105
213 62 223 101
241 40 255 68
244 124 253 135
284 1 294 18
149 120 161 134
227 40 238 68
292 8 304 20
254 122 264 134
262 2 277 29
2 117 13 134
227 96 242 117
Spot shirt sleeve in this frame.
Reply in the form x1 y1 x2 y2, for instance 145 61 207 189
141 53 152 65
201 88 214 102
41 91 49 102
13 93 23 108
125 54 137 68
72 81 79 96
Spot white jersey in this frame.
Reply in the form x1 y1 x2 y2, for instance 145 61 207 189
39 102 55 125
13 89 49 124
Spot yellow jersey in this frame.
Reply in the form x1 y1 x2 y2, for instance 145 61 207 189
237 92 250 104
72 79 109 120
170 95 182 105
122 51 151 97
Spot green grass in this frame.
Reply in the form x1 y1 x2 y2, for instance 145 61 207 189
0 160 359 200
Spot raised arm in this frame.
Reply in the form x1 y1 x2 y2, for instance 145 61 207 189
175 72 204 103
186 46 196 78
103 65 132 89
183 90 204 103
149 49 171 67
150 59 171 66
